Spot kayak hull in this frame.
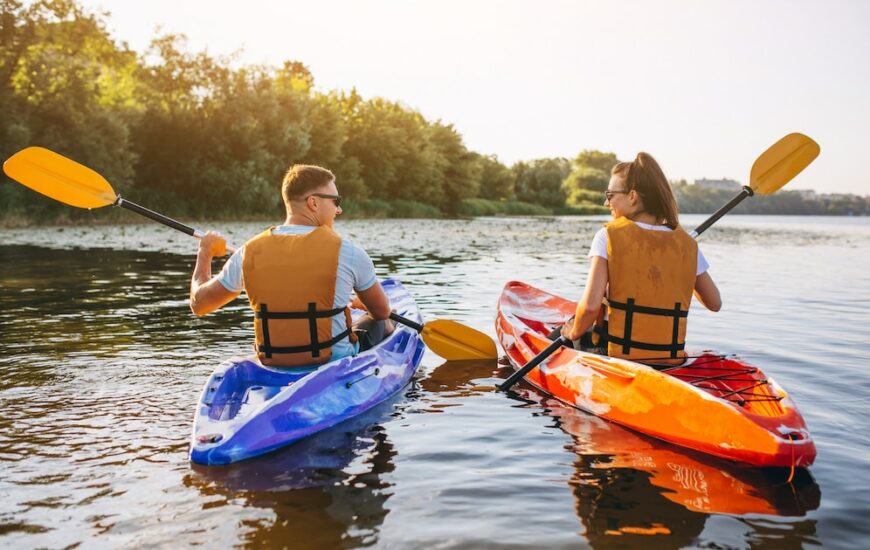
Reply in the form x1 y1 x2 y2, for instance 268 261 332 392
190 279 425 465
496 281 816 468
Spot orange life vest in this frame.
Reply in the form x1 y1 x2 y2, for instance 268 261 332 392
597 217 697 364
242 226 356 367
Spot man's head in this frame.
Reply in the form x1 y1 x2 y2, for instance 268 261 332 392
281 164 342 226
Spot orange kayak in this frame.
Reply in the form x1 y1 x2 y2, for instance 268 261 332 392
496 281 816 468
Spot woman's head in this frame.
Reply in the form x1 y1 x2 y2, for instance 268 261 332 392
607 152 679 229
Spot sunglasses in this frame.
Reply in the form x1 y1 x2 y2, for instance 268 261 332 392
308 193 342 208
604 190 630 201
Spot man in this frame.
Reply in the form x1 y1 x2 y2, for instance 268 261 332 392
189 164 393 366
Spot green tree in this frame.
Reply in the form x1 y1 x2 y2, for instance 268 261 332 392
340 94 442 204
131 35 311 217
574 149 619 174
513 158 571 207
561 149 620 208
427 122 480 213
1 0 137 220
299 92 364 200
474 153 514 201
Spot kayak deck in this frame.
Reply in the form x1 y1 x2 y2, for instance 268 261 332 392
496 281 816 468
190 279 426 465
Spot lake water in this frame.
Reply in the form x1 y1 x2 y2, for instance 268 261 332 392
1 214 869 549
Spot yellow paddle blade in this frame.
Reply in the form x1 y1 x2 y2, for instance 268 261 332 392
421 319 498 361
3 147 117 208
750 133 820 195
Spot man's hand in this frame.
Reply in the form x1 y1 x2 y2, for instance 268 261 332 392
199 231 227 258
190 230 237 316
349 294 366 310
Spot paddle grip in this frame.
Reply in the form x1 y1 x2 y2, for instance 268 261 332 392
690 186 753 238
498 336 568 392
116 197 197 236
390 312 423 332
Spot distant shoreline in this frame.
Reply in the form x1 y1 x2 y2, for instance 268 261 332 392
2 209 865 230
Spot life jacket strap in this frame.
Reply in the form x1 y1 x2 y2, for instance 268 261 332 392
256 303 349 359
606 298 689 359
607 298 690 318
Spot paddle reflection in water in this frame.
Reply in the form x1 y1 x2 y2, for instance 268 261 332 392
184 395 408 549
418 358 502 397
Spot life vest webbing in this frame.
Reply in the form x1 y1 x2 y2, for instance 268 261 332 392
607 298 688 358
256 303 349 358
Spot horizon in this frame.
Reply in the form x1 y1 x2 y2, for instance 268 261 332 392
77 0 870 195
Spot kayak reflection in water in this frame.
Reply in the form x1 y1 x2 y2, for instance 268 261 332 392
186 398 399 547
559 153 722 364
188 164 395 366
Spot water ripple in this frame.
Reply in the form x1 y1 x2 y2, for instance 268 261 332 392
1 216 869 547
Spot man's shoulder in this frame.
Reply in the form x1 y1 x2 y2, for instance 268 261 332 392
339 237 372 259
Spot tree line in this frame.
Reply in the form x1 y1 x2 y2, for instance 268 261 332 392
1 1 864 225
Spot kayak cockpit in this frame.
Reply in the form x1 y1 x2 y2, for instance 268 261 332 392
204 359 313 422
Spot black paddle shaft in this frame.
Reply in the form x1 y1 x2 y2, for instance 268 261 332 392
390 312 424 332
692 186 753 237
115 196 199 237
498 336 568 392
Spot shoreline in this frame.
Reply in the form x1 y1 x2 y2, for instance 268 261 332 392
2 210 866 230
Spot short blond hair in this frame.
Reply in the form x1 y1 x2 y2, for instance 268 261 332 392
281 164 335 204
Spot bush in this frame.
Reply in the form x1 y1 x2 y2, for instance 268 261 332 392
341 198 441 219
342 198 392 218
389 200 441 218
458 198 553 216
553 203 609 215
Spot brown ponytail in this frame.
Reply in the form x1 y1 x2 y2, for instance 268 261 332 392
611 152 680 229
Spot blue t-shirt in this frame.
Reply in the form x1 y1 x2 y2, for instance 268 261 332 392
216 225 378 359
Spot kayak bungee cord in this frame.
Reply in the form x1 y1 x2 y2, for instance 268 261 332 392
657 358 785 406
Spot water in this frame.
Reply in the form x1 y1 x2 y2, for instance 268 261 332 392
1 215 868 548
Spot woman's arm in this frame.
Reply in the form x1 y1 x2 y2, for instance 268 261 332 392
693 271 722 312
561 256 609 341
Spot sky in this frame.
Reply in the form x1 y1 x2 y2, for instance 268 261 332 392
78 0 870 195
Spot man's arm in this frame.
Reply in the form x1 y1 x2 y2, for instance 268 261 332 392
190 232 241 316
355 282 391 320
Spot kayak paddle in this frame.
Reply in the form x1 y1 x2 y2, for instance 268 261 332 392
690 133 820 238
2 146 234 250
391 313 497 360
3 146 498 361
498 132 820 392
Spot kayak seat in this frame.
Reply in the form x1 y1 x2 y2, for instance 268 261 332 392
208 359 311 421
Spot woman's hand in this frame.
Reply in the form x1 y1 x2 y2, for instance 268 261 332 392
560 321 577 342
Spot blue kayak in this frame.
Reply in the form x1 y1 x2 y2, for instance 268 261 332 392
189 279 426 465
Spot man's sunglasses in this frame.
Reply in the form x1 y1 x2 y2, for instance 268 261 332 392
307 193 342 208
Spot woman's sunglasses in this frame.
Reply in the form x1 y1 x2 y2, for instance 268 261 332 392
604 190 629 201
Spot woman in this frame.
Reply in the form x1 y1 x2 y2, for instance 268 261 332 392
560 153 721 364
